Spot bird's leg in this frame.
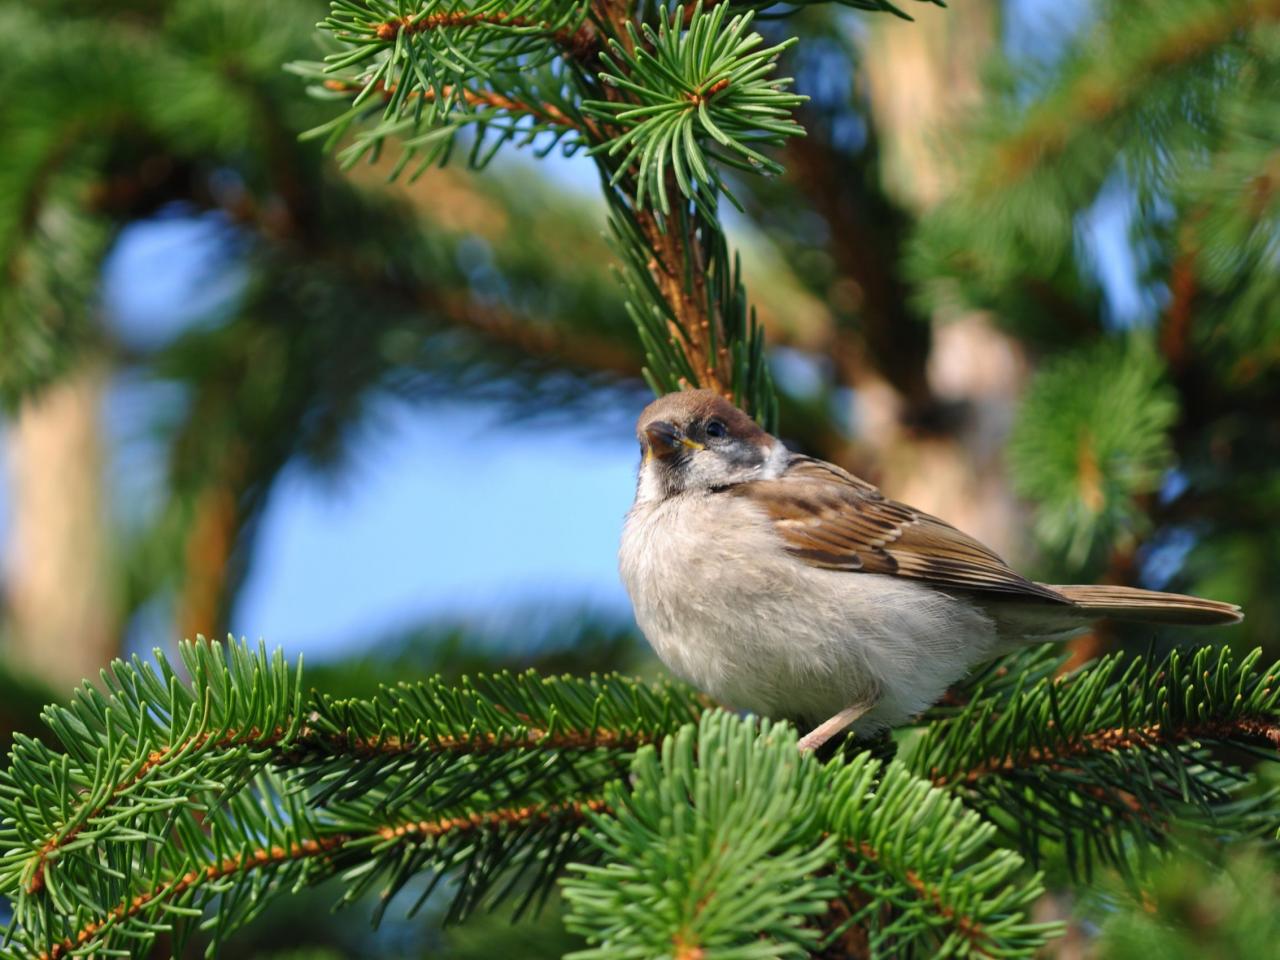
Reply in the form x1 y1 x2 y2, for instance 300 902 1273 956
797 704 870 752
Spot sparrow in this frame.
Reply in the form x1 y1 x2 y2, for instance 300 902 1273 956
618 390 1242 751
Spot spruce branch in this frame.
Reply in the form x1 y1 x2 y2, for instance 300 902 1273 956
9 641 1277 956
319 77 601 137
911 644 1280 875
1090 845 1280 959
563 712 1059 959
584 2 805 212
610 194 777 419
563 714 840 959
0 640 701 957
1173 82 1280 369
29 815 346 960
295 0 829 423
318 0 593 72
296 0 935 421
821 760 1057 957
28 788 607 960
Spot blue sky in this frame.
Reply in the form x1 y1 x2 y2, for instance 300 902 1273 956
230 397 638 656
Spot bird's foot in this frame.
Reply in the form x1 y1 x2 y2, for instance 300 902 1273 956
797 704 870 752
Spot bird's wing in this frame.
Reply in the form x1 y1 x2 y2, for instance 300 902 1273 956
730 455 1068 603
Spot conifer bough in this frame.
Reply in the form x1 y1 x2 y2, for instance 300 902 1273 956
288 0 948 425
1 638 1276 956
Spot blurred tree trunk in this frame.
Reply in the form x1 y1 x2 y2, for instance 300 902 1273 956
861 1 993 211
174 457 245 643
4 364 120 690
854 0 1031 561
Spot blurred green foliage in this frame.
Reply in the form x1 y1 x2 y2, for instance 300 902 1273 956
913 0 1280 632
1008 339 1177 568
1091 845 1280 960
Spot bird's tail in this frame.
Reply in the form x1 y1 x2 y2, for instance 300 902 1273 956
1044 584 1243 626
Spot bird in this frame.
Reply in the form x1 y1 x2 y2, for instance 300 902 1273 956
618 389 1243 752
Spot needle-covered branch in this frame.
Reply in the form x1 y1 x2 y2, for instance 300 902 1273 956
911 644 1280 875
0 641 701 956
563 712 1059 959
293 0 835 422
584 2 805 213
3 640 1277 955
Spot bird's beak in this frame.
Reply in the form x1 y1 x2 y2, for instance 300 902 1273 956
643 421 703 461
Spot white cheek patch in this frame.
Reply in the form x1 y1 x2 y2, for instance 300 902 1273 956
635 462 668 504
761 440 789 479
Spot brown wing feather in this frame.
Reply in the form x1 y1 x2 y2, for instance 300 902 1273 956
730 455 1068 604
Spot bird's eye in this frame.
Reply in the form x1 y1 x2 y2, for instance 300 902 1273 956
705 419 727 439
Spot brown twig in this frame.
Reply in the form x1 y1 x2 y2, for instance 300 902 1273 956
322 78 602 141
632 191 732 397
1160 245 1198 372
685 77 729 105
37 798 608 960
845 840 993 955
672 933 706 960
374 796 609 841
780 124 937 421
930 715 1280 788
176 455 245 641
375 11 598 59
37 834 347 960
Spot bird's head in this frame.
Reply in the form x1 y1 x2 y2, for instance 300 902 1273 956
633 390 785 502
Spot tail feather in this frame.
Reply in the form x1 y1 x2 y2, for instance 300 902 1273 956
1044 584 1243 626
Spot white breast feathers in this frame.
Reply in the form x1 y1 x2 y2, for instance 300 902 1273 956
619 489 1000 730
